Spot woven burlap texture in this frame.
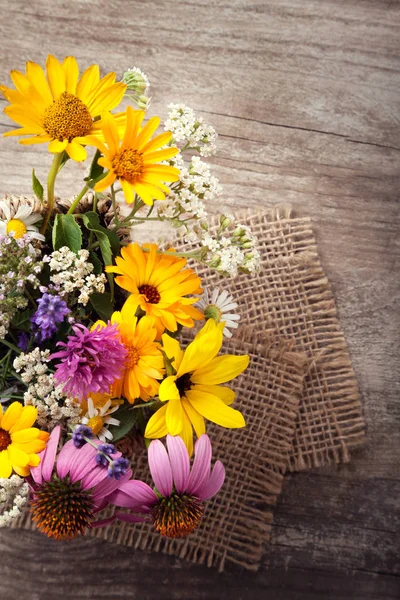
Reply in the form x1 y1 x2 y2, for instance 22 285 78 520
184 208 365 470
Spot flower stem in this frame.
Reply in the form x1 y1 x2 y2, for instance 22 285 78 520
66 184 90 215
0 339 20 354
111 184 120 228
40 152 63 234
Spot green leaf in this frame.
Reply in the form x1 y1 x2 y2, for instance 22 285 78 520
32 169 44 202
89 292 114 321
52 214 82 254
84 149 104 183
89 251 103 275
108 403 138 442
82 212 120 258
11 308 33 332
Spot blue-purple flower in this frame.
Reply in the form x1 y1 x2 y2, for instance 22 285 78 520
31 293 69 342
50 323 127 400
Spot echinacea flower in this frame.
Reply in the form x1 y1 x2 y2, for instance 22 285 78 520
31 293 69 342
0 200 44 241
0 55 126 161
145 319 249 455
79 393 122 441
85 106 180 205
30 425 132 540
106 243 204 337
96 310 164 404
0 402 49 478
51 323 127 400
197 287 240 338
111 434 225 538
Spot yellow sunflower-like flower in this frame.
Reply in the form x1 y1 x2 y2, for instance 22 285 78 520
0 55 127 161
106 243 204 338
144 319 249 455
0 402 50 478
96 307 165 404
85 106 180 205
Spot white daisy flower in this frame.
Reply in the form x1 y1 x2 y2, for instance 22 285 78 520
0 200 45 241
80 396 121 442
197 287 240 338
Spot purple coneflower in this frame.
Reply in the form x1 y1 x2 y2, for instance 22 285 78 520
110 434 225 538
31 293 69 342
30 425 132 540
51 323 127 400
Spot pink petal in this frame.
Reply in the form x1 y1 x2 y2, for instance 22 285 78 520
166 435 190 494
148 439 173 497
187 434 212 496
91 468 132 502
56 439 78 479
41 425 61 482
110 480 158 509
90 516 116 528
81 465 109 490
115 512 147 524
69 443 98 482
196 460 225 500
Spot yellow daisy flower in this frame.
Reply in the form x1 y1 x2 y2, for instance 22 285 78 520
85 106 180 205
106 243 204 337
96 307 165 404
0 402 50 478
145 319 249 455
0 55 127 161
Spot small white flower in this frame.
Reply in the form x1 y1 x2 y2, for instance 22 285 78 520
197 287 240 337
80 397 121 442
0 201 45 241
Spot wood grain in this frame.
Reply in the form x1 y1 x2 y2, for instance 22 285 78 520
0 0 399 598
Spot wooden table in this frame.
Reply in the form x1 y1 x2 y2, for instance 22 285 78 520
0 1 399 598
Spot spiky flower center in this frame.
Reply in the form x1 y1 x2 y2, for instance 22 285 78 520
175 373 192 397
138 284 161 304
112 148 144 183
151 492 204 538
126 346 140 368
30 477 94 540
204 304 223 323
0 428 11 451
43 92 93 141
87 415 104 435
6 218 27 239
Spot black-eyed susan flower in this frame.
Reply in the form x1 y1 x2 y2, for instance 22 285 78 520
0 55 126 161
0 402 49 478
85 106 180 205
106 242 204 337
145 319 249 455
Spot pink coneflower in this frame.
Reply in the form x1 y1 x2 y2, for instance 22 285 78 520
29 425 132 540
51 323 127 400
110 434 225 538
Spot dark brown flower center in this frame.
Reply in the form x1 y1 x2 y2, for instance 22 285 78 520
151 493 204 538
30 477 94 541
0 428 11 451
112 148 144 183
43 92 93 141
175 373 192 397
138 284 161 304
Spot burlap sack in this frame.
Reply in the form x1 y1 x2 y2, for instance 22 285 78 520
182 209 366 470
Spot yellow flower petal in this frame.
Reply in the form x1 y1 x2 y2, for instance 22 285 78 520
120 179 135 203
166 396 184 436
12 464 30 477
1 402 23 431
62 56 79 94
161 334 184 370
191 354 250 385
11 428 40 443
144 403 169 439
46 54 66 99
76 64 100 103
28 453 41 467
158 376 179 402
66 141 87 162
191 383 236 405
0 450 12 478
48 139 68 153
177 320 223 376
181 396 206 438
9 405 37 433
186 389 245 429
180 410 194 456
8 444 29 468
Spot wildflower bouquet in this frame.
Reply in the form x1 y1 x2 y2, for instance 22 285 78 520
0 56 260 540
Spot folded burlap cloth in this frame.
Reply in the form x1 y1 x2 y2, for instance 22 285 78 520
15 209 365 572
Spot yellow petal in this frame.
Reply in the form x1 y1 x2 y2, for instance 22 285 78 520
12 464 30 477
181 396 206 437
66 140 87 162
121 106 145 149
166 396 183 436
93 170 117 192
142 147 179 163
62 56 79 94
1 402 23 431
161 334 184 370
131 182 154 206
28 453 41 467
46 54 66 100
11 428 40 443
48 139 68 153
144 403 169 439
0 450 12 478
191 354 250 385
180 410 194 457
186 389 245 429
191 384 236 405
15 439 47 454
134 116 160 150
158 376 179 402
76 64 100 103
9 405 37 433
87 81 126 116
120 179 135 203
8 444 29 468
177 321 223 376
26 60 53 105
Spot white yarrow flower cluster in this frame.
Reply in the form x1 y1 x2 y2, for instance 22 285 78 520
165 104 217 156
13 349 81 430
44 247 106 306
0 475 29 527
